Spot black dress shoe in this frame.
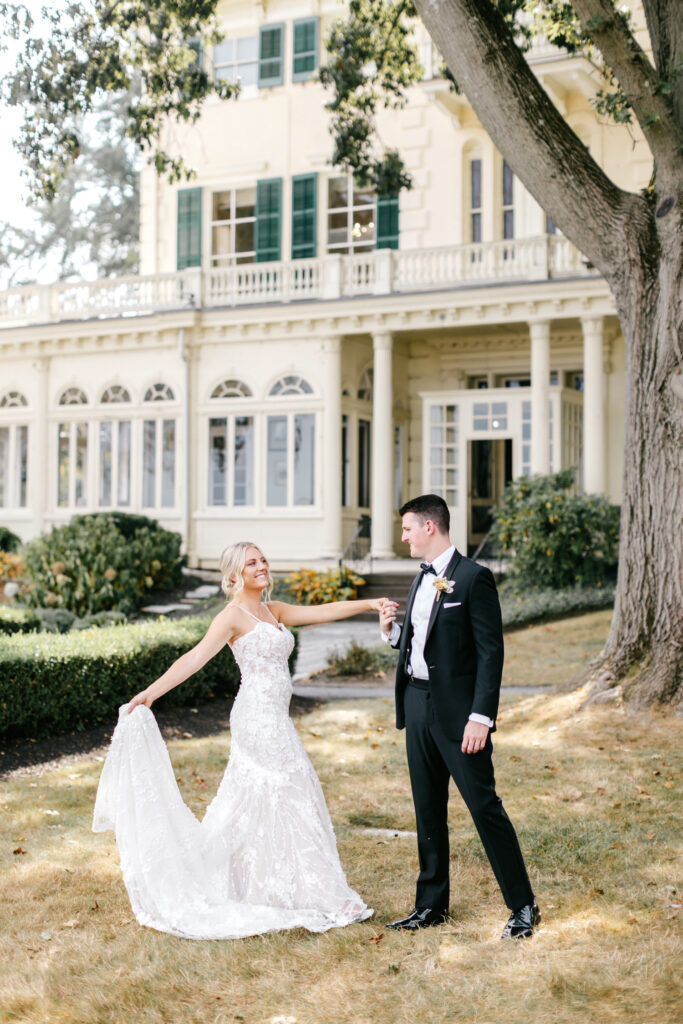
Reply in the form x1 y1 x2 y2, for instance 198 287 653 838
387 907 449 931
501 902 541 939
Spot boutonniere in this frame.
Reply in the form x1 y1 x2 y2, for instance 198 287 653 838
432 576 455 602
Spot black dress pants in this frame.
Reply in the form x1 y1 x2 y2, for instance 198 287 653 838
404 683 534 913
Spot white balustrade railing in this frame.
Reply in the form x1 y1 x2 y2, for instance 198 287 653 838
0 237 597 329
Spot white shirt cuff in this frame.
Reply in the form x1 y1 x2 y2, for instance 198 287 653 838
382 622 401 646
469 712 494 728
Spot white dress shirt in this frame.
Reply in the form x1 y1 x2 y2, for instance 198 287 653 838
382 545 494 729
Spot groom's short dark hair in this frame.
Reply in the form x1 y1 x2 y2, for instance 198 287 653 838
399 494 450 535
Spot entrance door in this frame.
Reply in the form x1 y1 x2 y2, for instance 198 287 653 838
467 438 513 556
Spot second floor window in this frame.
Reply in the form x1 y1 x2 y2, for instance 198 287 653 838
213 36 258 86
327 176 376 255
502 160 515 239
212 189 257 266
470 159 482 243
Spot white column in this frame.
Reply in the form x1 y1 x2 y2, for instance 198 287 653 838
530 320 551 476
582 316 606 493
321 336 343 559
32 356 49 536
370 331 395 559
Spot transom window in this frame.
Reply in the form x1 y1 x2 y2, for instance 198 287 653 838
211 189 256 266
269 375 313 397
473 401 508 431
210 379 253 399
59 388 88 406
327 175 376 255
101 385 131 404
144 383 175 402
213 36 258 86
0 391 28 408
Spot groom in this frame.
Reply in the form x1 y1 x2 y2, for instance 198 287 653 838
380 494 539 938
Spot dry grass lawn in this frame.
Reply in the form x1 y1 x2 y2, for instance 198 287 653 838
1 610 680 1024
503 608 612 687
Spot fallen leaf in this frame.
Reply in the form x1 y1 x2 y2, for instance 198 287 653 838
652 770 660 776
176 777 183 784
612 801 622 808
611 842 624 849
635 786 648 794
13 847 26 855
543 764 559 772
589 888 605 896
91 901 99 912
182 732 193 739
368 932 385 944
370 743 379 750
664 781 674 789
595 787 606 795
13 836 25 842
645 831 656 839
509 755 521 762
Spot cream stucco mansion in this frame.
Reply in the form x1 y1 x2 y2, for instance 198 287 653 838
0 0 652 568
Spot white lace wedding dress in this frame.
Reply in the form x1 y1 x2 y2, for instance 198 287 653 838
92 607 372 939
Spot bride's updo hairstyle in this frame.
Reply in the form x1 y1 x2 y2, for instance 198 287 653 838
220 541 273 601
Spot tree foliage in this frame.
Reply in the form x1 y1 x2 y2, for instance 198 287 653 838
0 88 140 281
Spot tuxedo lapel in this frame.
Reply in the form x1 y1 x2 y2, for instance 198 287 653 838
424 549 462 648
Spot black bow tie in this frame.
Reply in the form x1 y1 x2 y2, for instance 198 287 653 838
419 562 436 576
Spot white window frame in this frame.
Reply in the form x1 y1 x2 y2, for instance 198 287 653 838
207 413 256 508
266 410 317 508
142 417 177 510
210 187 257 267
0 421 29 509
326 174 377 255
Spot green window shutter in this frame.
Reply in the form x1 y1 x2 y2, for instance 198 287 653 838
256 178 282 262
177 188 202 270
258 24 284 87
291 174 317 259
292 17 318 81
376 194 400 250
187 37 203 68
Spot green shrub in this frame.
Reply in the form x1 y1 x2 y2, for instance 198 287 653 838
325 640 398 677
284 567 366 605
491 469 620 589
0 526 21 553
500 583 615 628
23 513 185 616
0 605 41 635
0 615 299 740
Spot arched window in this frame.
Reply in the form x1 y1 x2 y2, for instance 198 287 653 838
357 368 373 401
210 379 253 399
0 391 28 408
59 387 88 406
269 374 313 397
101 385 132 404
144 383 175 402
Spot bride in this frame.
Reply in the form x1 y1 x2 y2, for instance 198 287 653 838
93 541 394 940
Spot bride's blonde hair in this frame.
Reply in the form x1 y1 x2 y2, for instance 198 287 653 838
219 541 273 601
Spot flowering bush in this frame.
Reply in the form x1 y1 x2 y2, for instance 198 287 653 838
284 567 366 605
491 469 620 589
22 513 185 616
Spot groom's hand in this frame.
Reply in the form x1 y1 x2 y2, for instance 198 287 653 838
378 599 398 634
461 720 489 754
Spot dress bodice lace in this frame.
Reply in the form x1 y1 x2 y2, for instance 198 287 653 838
92 609 371 940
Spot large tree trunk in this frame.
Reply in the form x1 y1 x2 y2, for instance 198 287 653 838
412 0 683 705
599 205 683 707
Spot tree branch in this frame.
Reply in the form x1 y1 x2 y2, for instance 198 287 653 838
640 0 683 137
412 0 651 282
572 0 682 168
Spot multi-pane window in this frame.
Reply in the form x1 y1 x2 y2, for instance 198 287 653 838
258 25 284 87
266 413 316 507
211 189 257 266
211 379 253 399
142 419 176 509
470 159 482 243
429 405 459 507
327 176 376 254
0 391 28 408
269 375 313 397
98 420 131 508
208 416 255 506
213 36 259 85
0 424 28 508
144 383 175 403
502 161 514 239
57 422 88 508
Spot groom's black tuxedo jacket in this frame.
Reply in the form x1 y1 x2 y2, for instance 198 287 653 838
393 550 504 741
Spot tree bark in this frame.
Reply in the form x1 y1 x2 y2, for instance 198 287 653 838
412 0 683 704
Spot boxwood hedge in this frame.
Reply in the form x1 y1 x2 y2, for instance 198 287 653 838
0 616 299 740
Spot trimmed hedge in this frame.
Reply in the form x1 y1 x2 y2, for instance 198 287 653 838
0 605 41 635
500 583 615 629
0 616 299 740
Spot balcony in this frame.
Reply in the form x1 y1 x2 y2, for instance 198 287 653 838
0 235 598 329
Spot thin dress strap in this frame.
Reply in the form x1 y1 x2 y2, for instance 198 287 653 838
235 605 261 623
263 602 280 626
